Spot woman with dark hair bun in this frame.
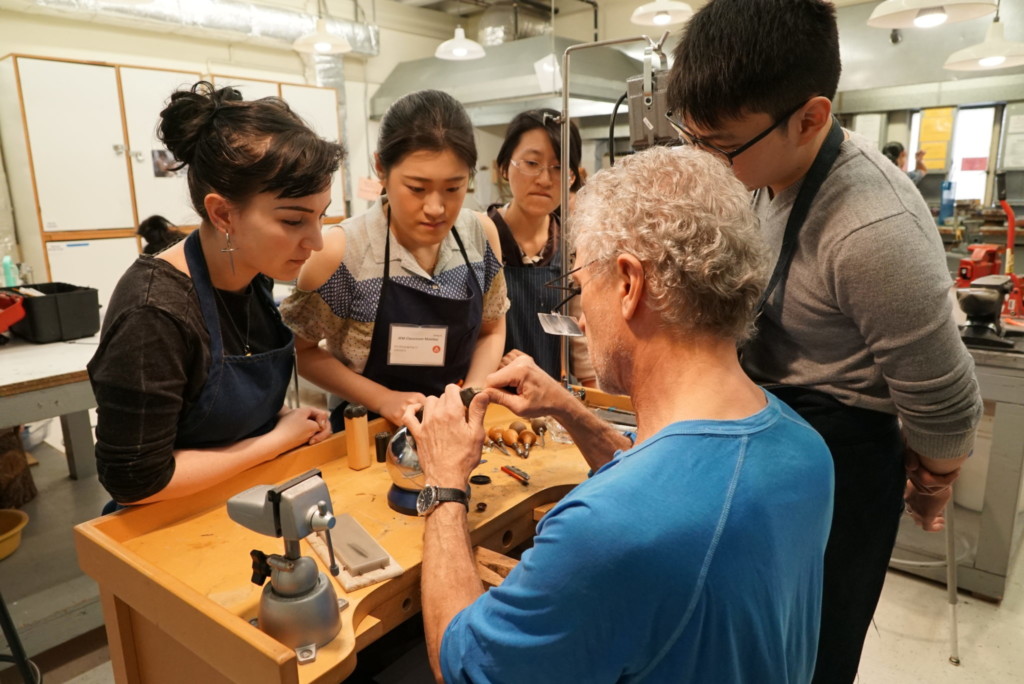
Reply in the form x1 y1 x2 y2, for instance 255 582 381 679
281 89 508 429
489 109 593 384
88 81 344 506
137 215 187 255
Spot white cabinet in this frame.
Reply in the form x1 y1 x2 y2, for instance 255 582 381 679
281 83 347 218
1 55 347 296
46 238 140 313
16 58 134 232
120 67 200 226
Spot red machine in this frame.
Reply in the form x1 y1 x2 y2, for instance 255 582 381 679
955 244 1003 289
998 196 1023 322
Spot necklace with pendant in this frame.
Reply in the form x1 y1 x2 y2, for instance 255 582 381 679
214 285 253 356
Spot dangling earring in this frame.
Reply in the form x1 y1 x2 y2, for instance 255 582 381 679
221 232 237 275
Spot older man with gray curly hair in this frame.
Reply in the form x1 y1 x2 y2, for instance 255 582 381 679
407 146 835 683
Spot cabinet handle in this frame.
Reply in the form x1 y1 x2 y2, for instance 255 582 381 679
113 144 125 155
132 150 145 162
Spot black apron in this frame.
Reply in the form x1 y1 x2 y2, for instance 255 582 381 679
749 117 905 530
330 214 484 429
491 208 562 379
176 231 295 448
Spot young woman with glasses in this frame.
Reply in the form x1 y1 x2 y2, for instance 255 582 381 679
489 109 594 384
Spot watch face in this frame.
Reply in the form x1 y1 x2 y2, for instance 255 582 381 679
416 486 436 516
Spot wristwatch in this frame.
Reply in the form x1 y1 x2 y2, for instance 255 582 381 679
416 485 470 517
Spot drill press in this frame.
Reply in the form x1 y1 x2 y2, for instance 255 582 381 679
227 469 347 663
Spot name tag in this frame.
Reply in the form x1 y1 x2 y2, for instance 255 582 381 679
388 324 448 367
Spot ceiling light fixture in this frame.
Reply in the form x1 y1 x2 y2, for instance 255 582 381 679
867 0 996 29
945 1 1024 70
914 7 948 27
293 0 352 55
631 0 694 27
436 0 486 61
436 26 486 60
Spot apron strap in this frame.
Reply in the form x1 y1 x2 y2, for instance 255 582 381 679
383 205 479 290
754 116 845 317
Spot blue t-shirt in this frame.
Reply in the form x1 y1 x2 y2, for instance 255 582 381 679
441 393 834 684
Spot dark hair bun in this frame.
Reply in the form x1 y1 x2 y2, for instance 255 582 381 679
159 81 240 167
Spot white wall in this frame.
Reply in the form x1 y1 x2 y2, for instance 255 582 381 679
0 1 459 227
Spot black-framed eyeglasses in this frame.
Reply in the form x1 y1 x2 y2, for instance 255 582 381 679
543 260 597 310
664 101 806 166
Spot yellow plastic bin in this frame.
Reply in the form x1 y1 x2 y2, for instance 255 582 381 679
0 509 28 561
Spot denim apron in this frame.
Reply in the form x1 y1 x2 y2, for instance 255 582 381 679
490 207 562 379
101 232 295 514
329 215 483 431
176 230 295 448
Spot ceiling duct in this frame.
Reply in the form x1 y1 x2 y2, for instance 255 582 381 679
0 0 380 56
371 34 641 127
476 1 552 47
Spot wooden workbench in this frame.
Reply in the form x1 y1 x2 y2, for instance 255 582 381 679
73 402 604 683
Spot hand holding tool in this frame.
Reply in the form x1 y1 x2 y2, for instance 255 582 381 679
503 428 525 457
518 430 537 458
487 427 511 456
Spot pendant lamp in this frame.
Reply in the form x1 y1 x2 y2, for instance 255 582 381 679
631 0 694 27
293 0 352 55
436 27 486 60
436 0 485 61
867 0 996 29
945 1 1024 70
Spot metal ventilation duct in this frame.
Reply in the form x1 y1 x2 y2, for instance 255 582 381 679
476 1 551 47
0 0 380 56
371 35 640 127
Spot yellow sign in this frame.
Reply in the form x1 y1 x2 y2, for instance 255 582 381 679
921 107 955 141
919 141 948 171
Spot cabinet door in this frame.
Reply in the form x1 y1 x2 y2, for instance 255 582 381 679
120 67 200 227
18 58 133 232
46 238 139 313
280 84 346 217
211 76 280 100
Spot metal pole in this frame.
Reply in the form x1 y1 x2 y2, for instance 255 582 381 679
945 494 961 666
558 34 666 383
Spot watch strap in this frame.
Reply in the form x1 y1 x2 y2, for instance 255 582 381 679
433 486 469 509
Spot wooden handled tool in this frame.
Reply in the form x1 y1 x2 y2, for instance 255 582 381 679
488 427 511 456
530 418 548 448
502 429 525 457
509 420 528 433
518 430 537 458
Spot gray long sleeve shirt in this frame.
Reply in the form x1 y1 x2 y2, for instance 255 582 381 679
743 132 982 460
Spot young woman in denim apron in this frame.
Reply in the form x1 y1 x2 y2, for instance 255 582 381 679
486 109 593 384
89 82 341 508
282 90 509 430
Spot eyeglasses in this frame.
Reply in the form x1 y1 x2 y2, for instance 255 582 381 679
664 101 807 166
543 259 599 310
510 159 563 178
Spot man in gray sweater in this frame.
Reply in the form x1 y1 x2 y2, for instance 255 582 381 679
666 1 982 682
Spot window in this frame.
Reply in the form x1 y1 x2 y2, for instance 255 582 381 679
949 107 996 202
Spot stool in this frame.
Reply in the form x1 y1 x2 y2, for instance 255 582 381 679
0 591 39 683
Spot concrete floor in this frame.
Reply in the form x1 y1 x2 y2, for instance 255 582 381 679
2 424 1023 683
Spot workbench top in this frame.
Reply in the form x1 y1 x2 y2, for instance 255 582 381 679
73 403 597 683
